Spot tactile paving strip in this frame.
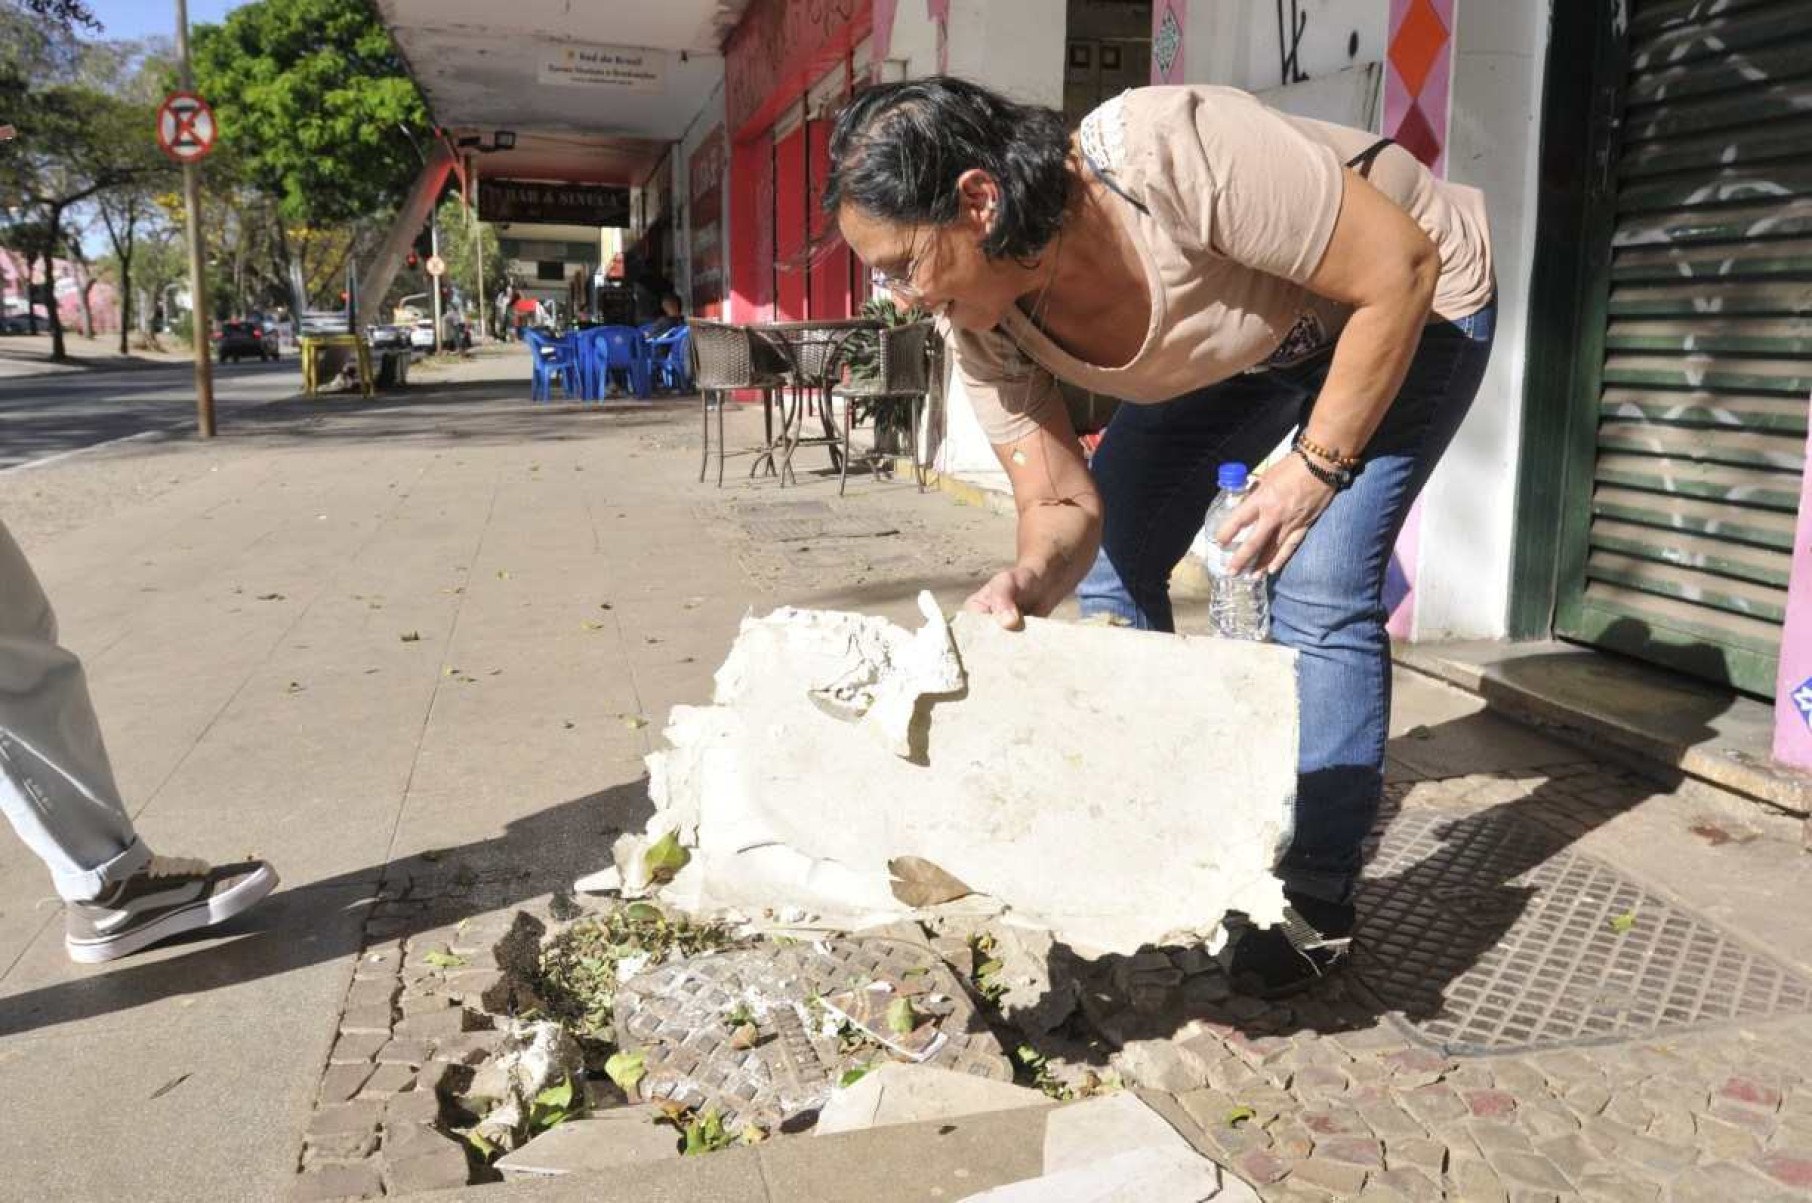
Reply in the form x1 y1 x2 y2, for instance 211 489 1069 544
614 935 1012 1128
1352 808 1812 1055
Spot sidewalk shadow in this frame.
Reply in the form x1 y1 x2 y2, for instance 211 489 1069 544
0 780 654 1039
1025 618 1739 1056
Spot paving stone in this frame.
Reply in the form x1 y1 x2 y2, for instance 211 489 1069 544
1115 1039 1212 1093
1302 1106 1368 1138
1176 1088 1242 1133
356 1062 417 1099
1400 1084 1467 1126
1294 1066 1351 1099
1465 1090 1518 1120
1577 1114 1639 1158
1334 1024 1411 1057
1385 1049 1453 1086
1489 1061 1550 1099
1446 1065 1496 1091
1519 1100 1581 1141
1386 1136 1447 1175
1466 1120 1532 1156
1364 1167 1442 1202
328 1033 387 1065
310 1101 385 1137
337 1006 394 1037
1233 1147 1289 1185
1356 1100 1424 1141
1532 1133 1601 1184
381 1131 471 1194
317 1063 374 1107
1288 1155 1369 1196
1447 1155 1508 1202
1697 1113 1763 1161
290 1162 383 1202
392 1006 472 1041
1643 1105 1694 1145
1201 1123 1272 1161
1318 1137 1384 1169
1711 1097 1780 1137
400 994 458 1018
1270 1119 1317 1159
1722 1077 1785 1111
1614 1129 1696 1175
1574 1176 1660 1203
431 1029 507 1065
383 1088 443 1128
1564 1082 1612 1117
1601 1092 1651 1130
344 980 396 1012
1672 1161 1780 1200
1757 1150 1812 1190
376 1039 428 1066
305 1129 379 1162
1489 1152 1572 1193
1531 1051 1599 1087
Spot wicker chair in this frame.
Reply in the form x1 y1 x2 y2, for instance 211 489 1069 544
687 320 789 486
831 320 933 495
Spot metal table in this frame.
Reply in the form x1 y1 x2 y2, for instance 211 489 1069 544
749 319 880 485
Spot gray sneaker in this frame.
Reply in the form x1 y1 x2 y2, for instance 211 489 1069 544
64 855 279 964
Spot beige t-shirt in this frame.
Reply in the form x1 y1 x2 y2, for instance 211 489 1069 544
953 85 1494 444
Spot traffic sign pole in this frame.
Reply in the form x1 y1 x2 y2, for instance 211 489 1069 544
429 218 443 355
174 0 214 438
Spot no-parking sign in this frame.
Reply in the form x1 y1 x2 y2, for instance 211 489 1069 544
156 92 217 163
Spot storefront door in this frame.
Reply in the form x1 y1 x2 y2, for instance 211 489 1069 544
1546 0 1812 697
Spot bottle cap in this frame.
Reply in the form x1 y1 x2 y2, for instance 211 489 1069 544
1217 462 1249 491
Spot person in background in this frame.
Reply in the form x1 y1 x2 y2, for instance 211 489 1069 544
645 292 685 338
0 519 278 963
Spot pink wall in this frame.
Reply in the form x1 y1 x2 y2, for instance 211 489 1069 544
0 248 122 332
1151 0 1186 85
1774 398 1812 770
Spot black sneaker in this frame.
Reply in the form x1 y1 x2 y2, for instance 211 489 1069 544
1226 894 1356 999
64 855 278 964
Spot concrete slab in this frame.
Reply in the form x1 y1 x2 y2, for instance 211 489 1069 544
815 1062 1052 1136
963 1145 1232 1202
496 1109 682 1178
637 606 1299 954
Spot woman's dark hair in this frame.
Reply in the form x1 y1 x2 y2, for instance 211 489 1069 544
822 76 1073 263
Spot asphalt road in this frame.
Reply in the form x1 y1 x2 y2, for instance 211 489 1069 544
0 356 303 471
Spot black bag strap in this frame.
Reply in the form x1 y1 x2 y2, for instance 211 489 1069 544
1345 137 1396 177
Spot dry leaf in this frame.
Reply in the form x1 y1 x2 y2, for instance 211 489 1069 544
728 1023 758 1050
887 856 973 907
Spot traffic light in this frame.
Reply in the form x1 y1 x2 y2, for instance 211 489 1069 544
405 251 419 269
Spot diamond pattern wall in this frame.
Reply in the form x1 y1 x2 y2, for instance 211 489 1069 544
1385 0 1453 176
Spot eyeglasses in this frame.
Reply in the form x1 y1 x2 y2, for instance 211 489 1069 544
869 238 928 301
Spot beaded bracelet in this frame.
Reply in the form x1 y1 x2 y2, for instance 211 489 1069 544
1293 446 1355 491
1295 432 1362 470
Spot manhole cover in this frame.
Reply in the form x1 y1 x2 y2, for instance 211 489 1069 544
1353 809 1812 1055
614 935 1012 1128
736 516 903 541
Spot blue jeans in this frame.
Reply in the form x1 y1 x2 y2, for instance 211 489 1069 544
1077 305 1496 905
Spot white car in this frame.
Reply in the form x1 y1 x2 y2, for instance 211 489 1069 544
409 320 436 352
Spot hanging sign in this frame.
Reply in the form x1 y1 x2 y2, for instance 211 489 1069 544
478 180 632 227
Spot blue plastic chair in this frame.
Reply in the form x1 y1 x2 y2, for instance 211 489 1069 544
523 328 581 402
585 325 653 399
647 325 692 393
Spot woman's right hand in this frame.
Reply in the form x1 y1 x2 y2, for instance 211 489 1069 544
964 565 1044 630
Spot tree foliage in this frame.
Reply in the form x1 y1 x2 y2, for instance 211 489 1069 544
191 0 429 226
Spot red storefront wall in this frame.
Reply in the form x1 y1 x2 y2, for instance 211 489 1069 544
725 0 872 325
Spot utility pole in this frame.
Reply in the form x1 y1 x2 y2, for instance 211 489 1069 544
429 213 443 354
174 0 214 437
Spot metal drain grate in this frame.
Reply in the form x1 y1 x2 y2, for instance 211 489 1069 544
614 935 1012 1128
1352 809 1812 1055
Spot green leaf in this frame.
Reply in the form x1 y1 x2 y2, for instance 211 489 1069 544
643 831 690 884
839 1065 871 1088
1226 1105 1255 1126
1609 911 1638 935
534 1078 575 1110
461 1127 498 1159
885 997 917 1035
975 959 1004 979
605 1050 647 1095
423 949 467 970
622 901 666 924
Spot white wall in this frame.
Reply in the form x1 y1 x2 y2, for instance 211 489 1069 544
1411 3 1548 640
1190 0 1387 92
946 0 1068 106
673 76 728 316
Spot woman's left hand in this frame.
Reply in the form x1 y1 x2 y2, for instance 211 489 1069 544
1214 454 1339 575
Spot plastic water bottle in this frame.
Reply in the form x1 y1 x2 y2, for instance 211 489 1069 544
1199 462 1271 641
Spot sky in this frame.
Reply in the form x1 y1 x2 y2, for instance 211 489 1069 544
81 0 243 42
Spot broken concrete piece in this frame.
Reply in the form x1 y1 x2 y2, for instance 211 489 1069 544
494 1109 681 1178
961 1145 1240 1203
815 1063 1051 1137
464 1020 586 1152
1043 1092 1205 1175
990 924 1082 1034
617 603 1297 955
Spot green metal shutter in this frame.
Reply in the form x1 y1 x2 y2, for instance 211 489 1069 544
1555 0 1812 696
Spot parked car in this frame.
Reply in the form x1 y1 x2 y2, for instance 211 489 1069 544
366 323 410 352
408 319 437 353
216 319 279 362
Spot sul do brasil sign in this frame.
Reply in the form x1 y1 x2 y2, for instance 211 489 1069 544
156 92 217 163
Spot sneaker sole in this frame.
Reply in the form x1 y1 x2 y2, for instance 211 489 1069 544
65 864 280 964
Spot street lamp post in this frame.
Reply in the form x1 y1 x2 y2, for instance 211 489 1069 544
174 0 215 438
